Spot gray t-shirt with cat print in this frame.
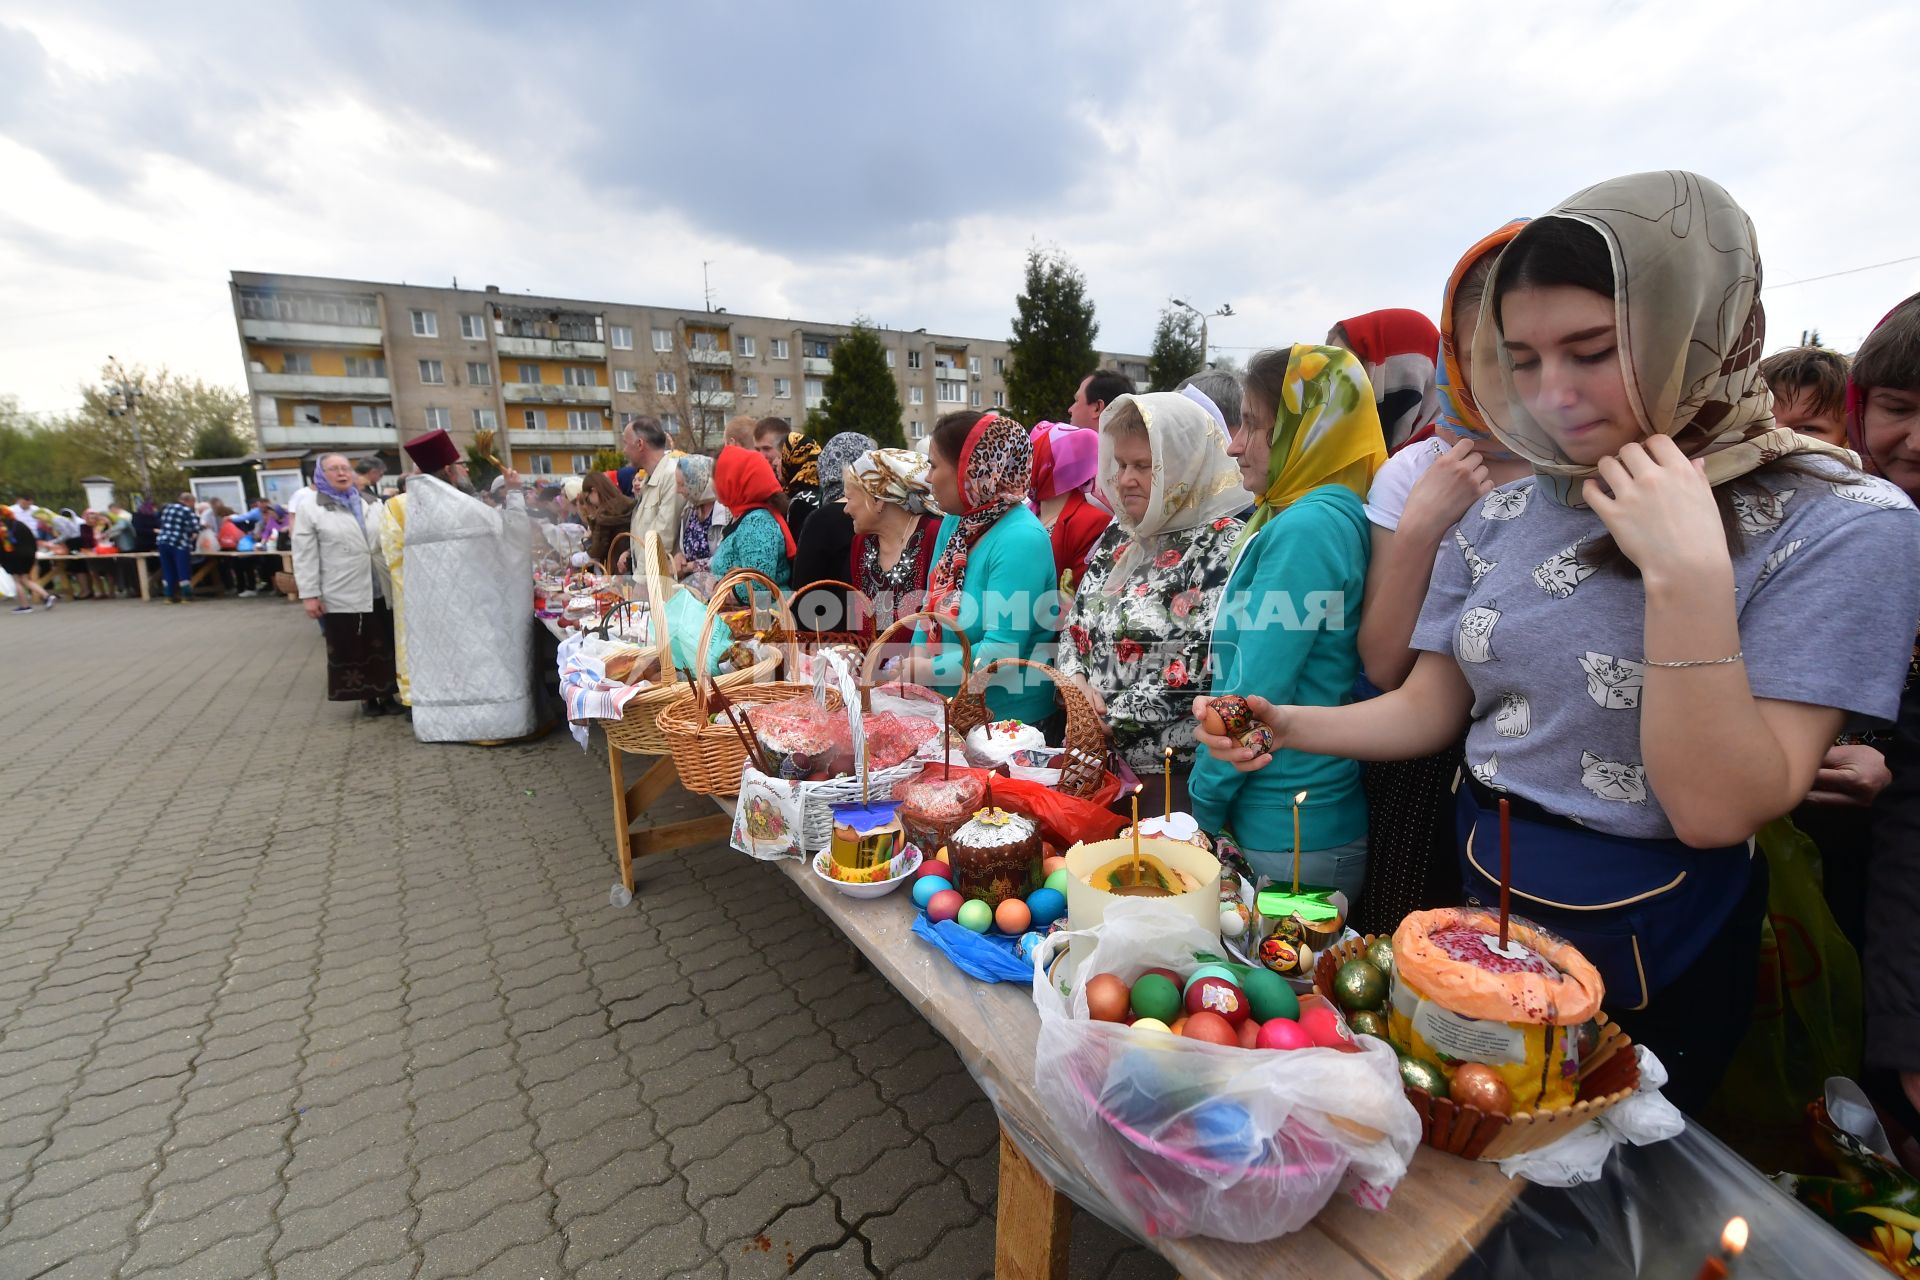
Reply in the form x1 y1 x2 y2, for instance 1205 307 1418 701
1412 461 1920 839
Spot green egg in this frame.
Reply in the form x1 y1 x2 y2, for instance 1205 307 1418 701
1239 967 1298 1023
1333 959 1388 1012
1398 1055 1450 1099
956 899 993 933
1129 974 1182 1024
1043 868 1072 894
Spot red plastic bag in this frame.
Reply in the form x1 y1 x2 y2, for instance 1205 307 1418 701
914 764 1127 849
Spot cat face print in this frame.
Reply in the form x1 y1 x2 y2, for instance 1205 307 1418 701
1830 478 1910 510
1579 652 1645 710
1480 487 1529 521
1579 751 1647 804
1456 604 1501 664
1532 543 1600 599
1729 488 1793 536
1454 528 1497 585
1493 691 1530 738
1754 538 1806 590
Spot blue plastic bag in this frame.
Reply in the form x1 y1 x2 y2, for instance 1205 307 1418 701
911 915 1033 984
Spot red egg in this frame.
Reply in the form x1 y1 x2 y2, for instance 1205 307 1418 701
994 899 1032 935
1256 1018 1312 1051
926 889 963 924
1181 1011 1238 1046
1085 973 1130 1023
1041 855 1067 876
1236 1018 1264 1050
915 859 953 883
1183 977 1250 1026
1298 1005 1354 1051
1141 967 1183 988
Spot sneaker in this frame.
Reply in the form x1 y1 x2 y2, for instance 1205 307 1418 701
42 595 56 610
236 590 258 598
10 605 30 614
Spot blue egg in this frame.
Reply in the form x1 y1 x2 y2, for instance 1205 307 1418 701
1190 1098 1260 1165
1014 931 1045 962
911 876 953 911
1025 887 1067 927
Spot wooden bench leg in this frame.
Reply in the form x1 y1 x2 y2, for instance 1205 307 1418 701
995 1125 1070 1280
607 743 636 894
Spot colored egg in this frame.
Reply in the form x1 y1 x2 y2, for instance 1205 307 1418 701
1141 967 1184 987
1220 902 1251 938
1183 977 1250 1026
1256 1018 1312 1051
1014 930 1045 962
1167 1016 1187 1037
1190 1098 1259 1164
956 899 993 933
1399 1055 1450 1099
1236 1018 1264 1050
1450 1062 1513 1116
1043 868 1072 894
911 876 953 910
994 898 1032 935
1298 1004 1354 1050
1238 723 1274 755
1333 959 1388 1012
1129 1018 1172 1035
1042 855 1067 875
1025 888 1067 927
1129 974 1182 1024
915 858 953 883
1201 693 1253 738
1239 968 1298 1023
1085 973 1130 1022
1182 964 1239 994
1348 1010 1389 1040
926 889 963 924
1180 1011 1238 1046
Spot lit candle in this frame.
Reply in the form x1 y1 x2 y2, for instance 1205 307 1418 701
1693 1217 1748 1280
1498 797 1513 949
1291 791 1307 894
1129 785 1142 863
1163 745 1173 819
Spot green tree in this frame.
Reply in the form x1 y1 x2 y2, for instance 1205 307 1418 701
820 319 905 448
1005 246 1099 426
192 420 255 460
1147 306 1204 391
0 398 91 509
63 364 250 500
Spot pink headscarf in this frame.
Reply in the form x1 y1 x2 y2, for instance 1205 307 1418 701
1027 422 1101 503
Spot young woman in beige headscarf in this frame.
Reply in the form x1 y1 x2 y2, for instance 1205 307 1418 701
1196 170 1920 1111
1057 392 1250 807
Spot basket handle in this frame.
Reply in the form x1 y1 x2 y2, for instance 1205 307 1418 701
789 577 872 636
632 528 676 688
601 530 635 575
951 655 1092 737
860 610 973 713
697 570 798 698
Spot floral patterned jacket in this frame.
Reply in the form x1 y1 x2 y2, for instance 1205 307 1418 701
1056 514 1244 771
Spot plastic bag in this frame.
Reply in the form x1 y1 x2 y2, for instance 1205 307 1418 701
1029 904 1420 1242
1495 1046 1686 1186
911 916 1032 983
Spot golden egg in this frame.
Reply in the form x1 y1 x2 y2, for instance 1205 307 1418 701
1451 1062 1514 1116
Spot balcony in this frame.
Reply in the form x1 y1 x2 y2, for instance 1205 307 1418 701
692 391 736 410
501 382 612 406
241 318 384 347
495 335 607 360
932 364 967 382
252 372 392 399
804 394 827 410
801 356 833 376
508 428 615 448
260 424 396 448
687 348 733 368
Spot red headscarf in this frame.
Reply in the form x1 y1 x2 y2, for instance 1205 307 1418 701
1334 307 1442 451
714 445 796 557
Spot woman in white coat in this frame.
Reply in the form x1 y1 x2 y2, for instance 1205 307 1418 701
293 453 400 716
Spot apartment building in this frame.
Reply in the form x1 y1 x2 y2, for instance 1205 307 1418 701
229 271 1152 478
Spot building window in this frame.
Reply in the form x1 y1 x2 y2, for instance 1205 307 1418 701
279 352 314 375
571 454 591 475
971 389 981 408
992 357 1006 375
690 331 719 352
566 410 597 431
741 375 758 397
804 378 825 402
473 408 497 431
410 309 438 337
517 363 539 384
770 338 789 360
910 420 925 439
937 381 964 403
909 386 924 406
804 338 831 359
460 313 485 340
466 362 492 386
993 390 1005 407
563 366 597 387
885 350 895 368
773 377 791 399
738 335 756 358
655 371 677 394
523 409 546 430
424 407 450 431
907 350 922 369
343 356 385 378
614 369 638 392
968 355 981 375
351 404 389 430
419 359 445 385
530 455 554 475
610 324 633 350
661 413 681 434
651 328 673 352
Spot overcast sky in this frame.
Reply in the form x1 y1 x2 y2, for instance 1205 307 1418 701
2 0 1916 417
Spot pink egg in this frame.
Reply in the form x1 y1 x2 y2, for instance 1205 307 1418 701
1298 1005 1354 1051
915 859 953 883
1256 1018 1312 1051
926 889 963 924
994 899 1031 936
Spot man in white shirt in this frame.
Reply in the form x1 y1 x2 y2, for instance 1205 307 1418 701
620 416 686 568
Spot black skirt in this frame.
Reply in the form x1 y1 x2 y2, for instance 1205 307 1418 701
1352 745 1464 936
321 600 398 701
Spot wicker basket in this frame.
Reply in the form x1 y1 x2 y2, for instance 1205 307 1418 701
594 543 784 756
857 611 972 713
656 587 820 797
1312 936 1641 1161
949 656 1109 798
780 577 873 652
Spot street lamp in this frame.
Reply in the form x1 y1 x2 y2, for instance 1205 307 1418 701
103 356 155 498
1169 299 1234 374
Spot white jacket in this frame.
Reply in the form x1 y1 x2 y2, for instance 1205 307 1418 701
291 490 388 613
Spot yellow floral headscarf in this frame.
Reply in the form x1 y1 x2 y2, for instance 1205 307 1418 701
1235 344 1388 557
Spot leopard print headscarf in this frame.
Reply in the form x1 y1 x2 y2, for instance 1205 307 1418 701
926 413 1031 619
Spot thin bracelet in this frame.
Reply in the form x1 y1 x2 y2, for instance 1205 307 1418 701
1643 651 1744 669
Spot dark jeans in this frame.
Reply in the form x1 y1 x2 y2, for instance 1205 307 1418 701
157 545 192 598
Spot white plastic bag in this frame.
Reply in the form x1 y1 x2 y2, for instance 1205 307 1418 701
1030 903 1421 1242
0 568 14 599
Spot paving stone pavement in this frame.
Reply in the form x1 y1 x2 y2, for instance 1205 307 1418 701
0 599 1176 1280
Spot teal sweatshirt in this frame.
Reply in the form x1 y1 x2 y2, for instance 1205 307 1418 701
1188 485 1371 853
915 505 1059 724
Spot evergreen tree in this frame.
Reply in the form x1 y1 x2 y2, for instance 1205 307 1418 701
1005 246 1099 426
820 319 905 447
1147 306 1203 391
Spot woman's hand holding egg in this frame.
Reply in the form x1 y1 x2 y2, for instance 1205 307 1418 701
1191 694 1287 772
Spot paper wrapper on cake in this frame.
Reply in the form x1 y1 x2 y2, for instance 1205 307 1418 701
948 807 1041 906
895 771 989 854
1387 908 1604 1113
964 719 1046 768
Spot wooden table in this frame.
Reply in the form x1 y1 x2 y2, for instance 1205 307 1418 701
32 551 297 601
